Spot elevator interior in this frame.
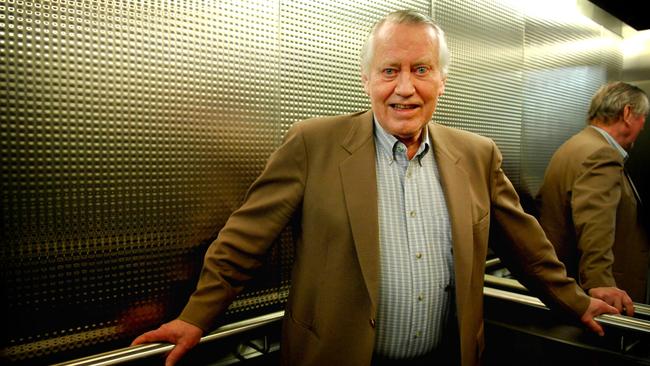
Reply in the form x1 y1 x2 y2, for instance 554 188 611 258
2 0 649 365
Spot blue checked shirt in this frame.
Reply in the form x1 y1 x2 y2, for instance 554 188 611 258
373 118 455 359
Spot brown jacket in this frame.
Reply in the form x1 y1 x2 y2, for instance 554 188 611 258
180 110 590 366
537 126 649 302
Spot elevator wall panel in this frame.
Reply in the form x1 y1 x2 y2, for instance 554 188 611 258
1 1 288 363
0 0 624 364
521 8 623 196
434 0 525 185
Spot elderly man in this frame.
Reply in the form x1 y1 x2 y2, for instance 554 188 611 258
134 10 616 366
537 82 649 309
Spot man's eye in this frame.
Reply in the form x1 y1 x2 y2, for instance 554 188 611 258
415 66 428 74
383 68 396 76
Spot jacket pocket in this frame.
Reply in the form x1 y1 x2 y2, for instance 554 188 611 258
282 309 320 366
286 307 319 339
472 212 490 246
476 322 485 360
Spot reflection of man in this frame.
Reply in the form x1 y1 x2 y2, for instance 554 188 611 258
134 10 616 366
537 82 649 309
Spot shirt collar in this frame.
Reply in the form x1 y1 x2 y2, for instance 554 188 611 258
373 115 430 165
590 125 628 162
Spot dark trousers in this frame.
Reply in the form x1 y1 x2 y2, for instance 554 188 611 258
371 348 459 366
371 320 460 366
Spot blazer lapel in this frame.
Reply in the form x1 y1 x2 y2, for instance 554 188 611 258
339 118 475 316
429 123 474 313
339 111 380 312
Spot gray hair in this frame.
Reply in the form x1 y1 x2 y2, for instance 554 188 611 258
360 10 450 78
588 81 649 125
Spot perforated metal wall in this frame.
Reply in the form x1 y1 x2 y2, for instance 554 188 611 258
520 6 623 196
434 0 525 185
0 0 623 364
0 1 287 363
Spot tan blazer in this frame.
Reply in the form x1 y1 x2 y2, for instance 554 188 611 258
537 126 649 302
180 110 589 366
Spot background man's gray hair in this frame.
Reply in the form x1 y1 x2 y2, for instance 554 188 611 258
588 81 649 125
360 10 450 78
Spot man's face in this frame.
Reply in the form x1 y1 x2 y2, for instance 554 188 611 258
362 22 446 144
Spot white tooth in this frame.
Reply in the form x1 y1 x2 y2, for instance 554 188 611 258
394 104 413 110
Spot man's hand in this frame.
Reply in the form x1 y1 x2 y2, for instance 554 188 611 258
131 319 203 366
588 287 634 316
580 297 619 336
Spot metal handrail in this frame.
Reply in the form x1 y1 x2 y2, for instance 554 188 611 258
53 310 285 366
484 286 650 334
52 269 650 366
485 257 502 269
484 273 650 318
484 273 527 291
484 256 650 317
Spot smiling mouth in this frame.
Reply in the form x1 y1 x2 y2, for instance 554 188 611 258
391 104 418 110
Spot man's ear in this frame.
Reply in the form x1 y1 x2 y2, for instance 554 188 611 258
622 104 633 124
362 73 370 95
438 76 447 96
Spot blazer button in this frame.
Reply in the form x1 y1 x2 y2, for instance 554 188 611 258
370 318 376 328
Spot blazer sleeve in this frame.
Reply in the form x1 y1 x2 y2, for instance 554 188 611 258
571 147 623 291
179 123 307 331
488 141 590 317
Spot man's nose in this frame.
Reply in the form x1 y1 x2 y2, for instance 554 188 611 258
395 71 415 96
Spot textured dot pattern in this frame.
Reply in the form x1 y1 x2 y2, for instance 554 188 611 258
0 0 623 364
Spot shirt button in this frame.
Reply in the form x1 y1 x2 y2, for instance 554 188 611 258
406 171 412 178
418 293 424 301
409 211 416 217
415 252 422 259
415 331 422 338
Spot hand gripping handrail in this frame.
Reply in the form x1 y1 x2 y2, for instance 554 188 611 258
484 273 650 318
484 258 650 318
483 286 650 334
52 310 285 366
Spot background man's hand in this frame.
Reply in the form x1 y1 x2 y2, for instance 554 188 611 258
132 319 203 366
580 297 619 336
588 287 634 316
